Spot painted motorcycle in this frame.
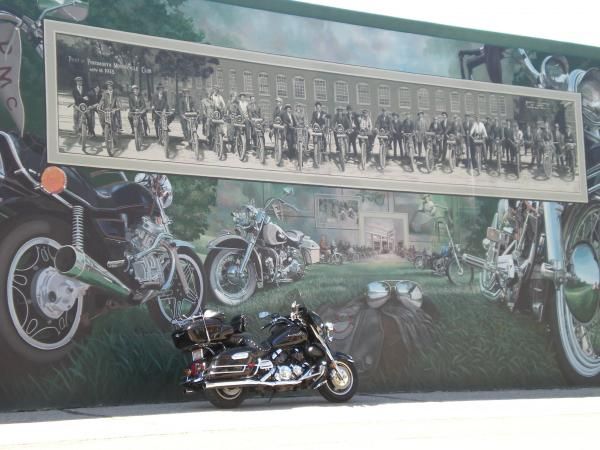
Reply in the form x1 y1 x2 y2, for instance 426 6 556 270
205 188 308 306
173 299 358 409
460 50 600 383
0 2 205 365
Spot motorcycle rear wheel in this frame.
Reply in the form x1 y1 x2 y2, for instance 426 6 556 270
205 387 246 409
318 359 358 403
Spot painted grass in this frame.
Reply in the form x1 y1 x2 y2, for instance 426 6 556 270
0 260 565 410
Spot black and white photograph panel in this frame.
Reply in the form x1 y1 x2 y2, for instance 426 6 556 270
45 21 587 202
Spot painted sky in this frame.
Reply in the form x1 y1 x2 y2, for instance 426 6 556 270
184 0 508 81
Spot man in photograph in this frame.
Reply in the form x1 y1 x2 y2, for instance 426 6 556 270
311 101 329 150
99 80 122 132
151 83 173 138
448 114 465 165
346 105 358 156
179 87 196 142
469 115 488 174
332 106 346 152
85 82 102 136
463 114 473 162
390 112 402 159
280 104 297 160
401 111 415 159
200 88 212 136
358 109 374 160
553 122 564 165
439 111 450 162
503 119 516 163
415 111 427 157
72 76 88 132
210 88 226 113
127 84 148 139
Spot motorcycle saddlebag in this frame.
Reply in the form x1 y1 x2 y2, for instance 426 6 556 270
171 317 234 351
204 346 257 381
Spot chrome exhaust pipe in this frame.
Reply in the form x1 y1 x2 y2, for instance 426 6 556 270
55 245 132 299
204 367 324 390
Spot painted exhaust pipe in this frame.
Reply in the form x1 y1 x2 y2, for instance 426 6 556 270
55 245 132 299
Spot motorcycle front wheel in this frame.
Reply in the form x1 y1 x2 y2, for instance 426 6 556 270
208 249 258 306
147 248 206 331
543 151 553 179
447 258 474 286
0 217 83 365
318 358 358 403
192 132 201 160
339 139 346 172
425 142 434 173
105 126 114 157
551 203 600 384
258 136 266 164
205 387 246 409
274 134 283 166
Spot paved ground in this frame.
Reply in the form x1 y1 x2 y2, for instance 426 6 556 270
55 95 580 198
1 388 599 449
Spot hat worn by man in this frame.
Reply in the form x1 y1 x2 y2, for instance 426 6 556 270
417 111 424 116
392 112 399 117
276 97 283 103
105 80 114 87
315 101 322 107
346 105 353 111
74 76 83 82
131 85 139 90
284 104 292 109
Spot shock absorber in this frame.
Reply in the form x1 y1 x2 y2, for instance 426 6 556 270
72 205 85 251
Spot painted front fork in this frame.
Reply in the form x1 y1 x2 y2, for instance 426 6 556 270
540 202 567 287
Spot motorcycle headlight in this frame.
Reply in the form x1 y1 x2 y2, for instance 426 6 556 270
232 207 253 228
540 55 569 91
578 68 600 126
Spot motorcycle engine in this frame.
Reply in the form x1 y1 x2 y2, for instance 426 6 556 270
126 216 167 286
271 349 307 381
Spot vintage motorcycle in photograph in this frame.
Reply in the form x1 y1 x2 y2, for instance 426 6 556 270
0 2 206 366
205 188 309 305
172 298 358 409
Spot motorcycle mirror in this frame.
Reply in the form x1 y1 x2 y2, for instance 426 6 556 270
283 187 294 196
37 0 89 22
257 311 270 319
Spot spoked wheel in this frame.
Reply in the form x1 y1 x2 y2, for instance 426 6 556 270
134 121 143 152
566 147 576 181
205 387 246 409
192 133 201 160
543 150 553 179
147 249 205 331
208 249 257 306
214 133 224 160
318 358 358 403
79 120 87 153
447 145 455 172
163 131 170 159
551 203 600 384
447 258 474 285
496 144 502 175
379 142 386 169
0 217 84 365
236 134 246 161
476 146 482 174
301 247 312 266
274 134 283 166
360 142 367 170
258 136 266 164
409 140 416 172
105 126 115 157
314 139 321 168
339 139 346 172
515 149 521 178
425 142 434 173
414 256 425 270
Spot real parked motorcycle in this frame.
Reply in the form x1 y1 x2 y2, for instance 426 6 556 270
206 188 307 306
172 299 358 409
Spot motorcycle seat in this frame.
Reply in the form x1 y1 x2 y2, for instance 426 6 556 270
283 229 304 246
228 332 271 355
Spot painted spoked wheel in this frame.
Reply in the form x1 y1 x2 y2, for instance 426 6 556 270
314 139 321 168
339 139 346 172
79 119 87 153
0 217 84 365
496 145 502 175
258 136 266 164
205 387 246 409
318 358 358 403
360 142 367 170
208 249 257 306
551 203 600 384
274 134 283 165
105 126 114 157
447 258 474 286
448 145 455 172
425 143 434 173
147 249 205 331
192 133 201 160
543 152 553 179
236 134 246 161
409 141 416 172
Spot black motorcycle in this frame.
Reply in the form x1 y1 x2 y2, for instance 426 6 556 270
172 300 358 409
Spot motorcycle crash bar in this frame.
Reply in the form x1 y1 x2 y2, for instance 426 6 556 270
54 245 132 299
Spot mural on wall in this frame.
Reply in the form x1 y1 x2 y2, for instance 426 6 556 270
0 0 599 411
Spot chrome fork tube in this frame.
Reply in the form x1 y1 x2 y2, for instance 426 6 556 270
541 202 566 285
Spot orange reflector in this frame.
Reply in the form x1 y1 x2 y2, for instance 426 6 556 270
41 166 67 194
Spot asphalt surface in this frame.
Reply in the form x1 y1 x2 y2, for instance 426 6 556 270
1 388 600 449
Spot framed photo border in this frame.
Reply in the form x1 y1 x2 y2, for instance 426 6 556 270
44 20 588 203
314 194 361 230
